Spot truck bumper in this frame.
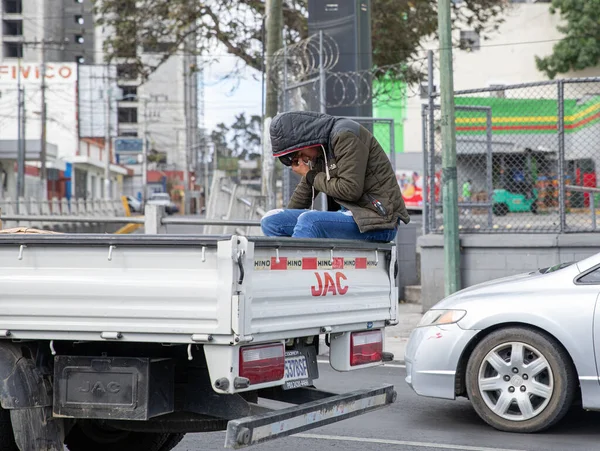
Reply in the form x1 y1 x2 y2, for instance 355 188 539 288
225 384 396 449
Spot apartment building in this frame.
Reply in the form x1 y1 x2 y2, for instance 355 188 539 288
0 0 94 63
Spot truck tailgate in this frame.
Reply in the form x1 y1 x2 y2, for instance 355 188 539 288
239 238 397 337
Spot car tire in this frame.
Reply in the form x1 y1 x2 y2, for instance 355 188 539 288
465 327 576 433
65 421 169 451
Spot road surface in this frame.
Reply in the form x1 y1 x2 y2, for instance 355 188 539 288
173 362 600 451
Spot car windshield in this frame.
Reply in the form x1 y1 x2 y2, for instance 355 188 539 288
539 262 574 274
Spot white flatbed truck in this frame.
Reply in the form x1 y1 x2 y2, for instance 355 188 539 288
0 234 399 450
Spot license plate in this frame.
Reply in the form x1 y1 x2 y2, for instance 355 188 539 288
284 351 311 390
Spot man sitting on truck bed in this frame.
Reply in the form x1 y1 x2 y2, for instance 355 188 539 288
261 111 410 242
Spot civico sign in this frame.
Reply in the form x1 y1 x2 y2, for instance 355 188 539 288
0 63 77 84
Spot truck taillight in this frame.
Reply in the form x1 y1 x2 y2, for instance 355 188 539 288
239 343 285 385
350 330 383 366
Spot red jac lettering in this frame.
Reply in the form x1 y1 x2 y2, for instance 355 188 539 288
311 272 348 297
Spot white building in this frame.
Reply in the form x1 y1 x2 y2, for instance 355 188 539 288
404 2 600 154
0 0 96 64
0 62 128 201
94 24 200 198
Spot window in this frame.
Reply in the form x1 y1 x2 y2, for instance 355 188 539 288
119 86 137 101
3 0 22 14
75 34 84 44
118 107 138 123
117 64 137 80
3 20 23 36
121 130 138 137
577 267 600 284
75 55 85 64
3 42 22 58
143 41 175 54
74 15 84 25
460 30 480 52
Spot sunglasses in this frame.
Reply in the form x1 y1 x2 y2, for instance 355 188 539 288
278 152 298 167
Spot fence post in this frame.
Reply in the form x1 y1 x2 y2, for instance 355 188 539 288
421 105 429 235
557 80 566 233
144 204 166 234
427 51 436 231
592 193 597 232
486 109 493 228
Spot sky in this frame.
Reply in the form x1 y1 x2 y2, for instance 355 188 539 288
202 56 263 133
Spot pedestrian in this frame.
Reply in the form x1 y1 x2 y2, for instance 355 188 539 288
261 111 410 242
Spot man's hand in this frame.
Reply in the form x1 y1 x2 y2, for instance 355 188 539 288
291 158 311 177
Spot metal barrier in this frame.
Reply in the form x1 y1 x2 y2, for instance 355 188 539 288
0 197 128 232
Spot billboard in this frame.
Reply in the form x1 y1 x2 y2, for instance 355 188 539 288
78 65 119 138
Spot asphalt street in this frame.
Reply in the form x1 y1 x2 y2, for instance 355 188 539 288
173 362 600 451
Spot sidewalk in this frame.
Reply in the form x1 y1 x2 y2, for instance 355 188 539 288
318 303 423 363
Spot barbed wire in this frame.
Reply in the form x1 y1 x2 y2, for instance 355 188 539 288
275 32 429 108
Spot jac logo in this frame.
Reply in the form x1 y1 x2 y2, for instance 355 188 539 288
311 272 348 296
78 381 121 394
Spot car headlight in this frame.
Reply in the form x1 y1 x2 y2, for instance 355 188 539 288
418 309 466 327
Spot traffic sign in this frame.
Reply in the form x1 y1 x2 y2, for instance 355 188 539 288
114 137 143 153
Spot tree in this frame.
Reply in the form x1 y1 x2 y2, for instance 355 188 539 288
535 0 600 79
209 113 263 159
93 0 506 85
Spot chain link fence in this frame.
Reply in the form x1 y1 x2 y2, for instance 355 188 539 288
424 78 600 234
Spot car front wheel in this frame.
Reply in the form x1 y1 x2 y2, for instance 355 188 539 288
465 327 576 433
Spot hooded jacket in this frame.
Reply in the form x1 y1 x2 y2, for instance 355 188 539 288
270 111 410 232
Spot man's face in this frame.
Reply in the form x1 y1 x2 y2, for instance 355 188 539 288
280 146 321 167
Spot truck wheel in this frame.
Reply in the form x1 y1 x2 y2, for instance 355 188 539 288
465 327 576 433
65 421 170 451
0 408 18 451
158 433 186 451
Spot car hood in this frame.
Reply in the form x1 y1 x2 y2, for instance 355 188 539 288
433 265 577 310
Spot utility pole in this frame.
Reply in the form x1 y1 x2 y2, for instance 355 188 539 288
40 39 48 201
104 66 112 199
141 98 149 208
16 58 25 207
438 0 461 295
262 0 283 209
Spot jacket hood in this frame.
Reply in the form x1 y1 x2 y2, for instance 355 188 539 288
270 111 336 157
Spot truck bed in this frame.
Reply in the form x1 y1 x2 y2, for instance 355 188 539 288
0 234 397 344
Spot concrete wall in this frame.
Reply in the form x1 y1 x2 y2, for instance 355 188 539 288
418 233 600 311
396 220 421 300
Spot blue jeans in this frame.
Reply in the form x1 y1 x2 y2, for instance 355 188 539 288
261 209 397 242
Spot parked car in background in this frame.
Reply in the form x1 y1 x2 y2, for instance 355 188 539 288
405 254 600 433
125 195 142 213
148 192 180 215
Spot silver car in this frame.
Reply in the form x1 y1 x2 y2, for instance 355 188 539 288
405 253 600 433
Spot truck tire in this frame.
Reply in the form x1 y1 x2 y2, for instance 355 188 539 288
158 433 186 451
65 421 170 451
0 408 18 451
465 326 576 433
